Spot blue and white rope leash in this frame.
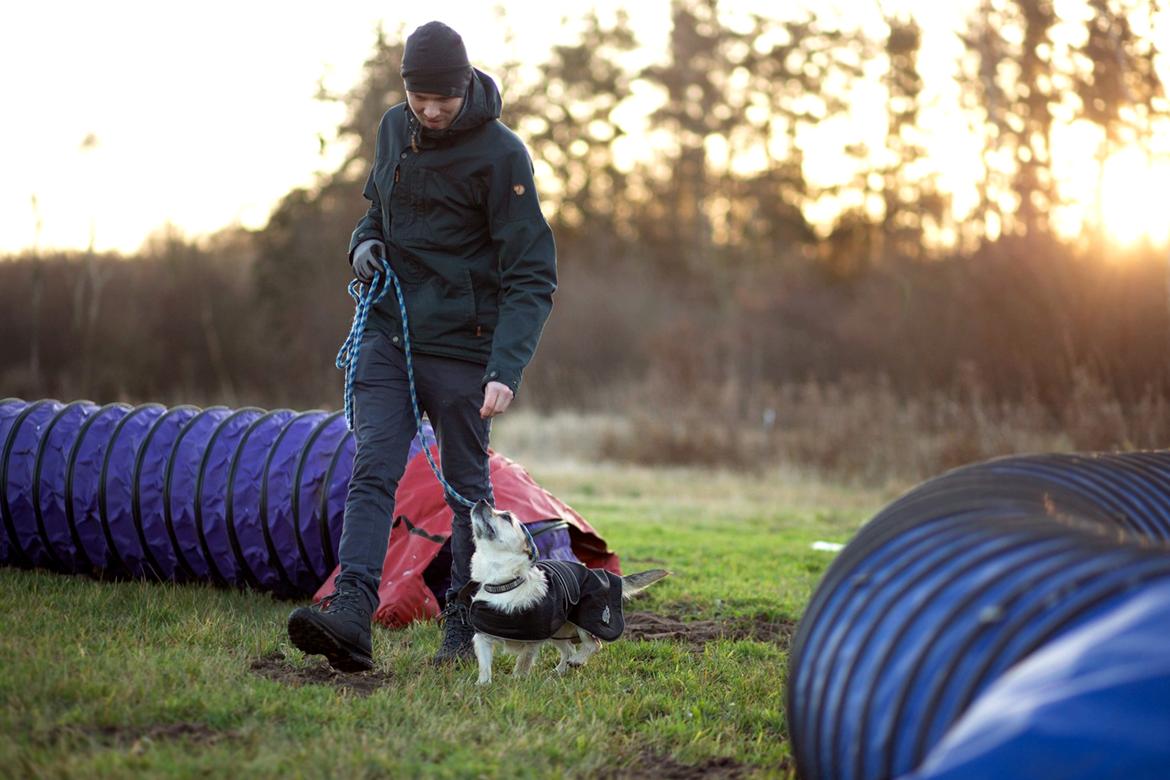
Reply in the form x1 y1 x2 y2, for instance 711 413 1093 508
336 271 389 433
336 257 476 510
335 258 539 558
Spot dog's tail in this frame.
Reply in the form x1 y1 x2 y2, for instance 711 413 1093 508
621 569 670 599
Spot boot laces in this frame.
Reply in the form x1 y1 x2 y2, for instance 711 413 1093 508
439 601 468 624
436 601 474 655
315 588 365 615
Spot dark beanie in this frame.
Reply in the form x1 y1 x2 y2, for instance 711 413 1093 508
401 21 473 96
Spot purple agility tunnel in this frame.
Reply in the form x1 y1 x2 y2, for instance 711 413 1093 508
0 398 433 598
787 451 1170 780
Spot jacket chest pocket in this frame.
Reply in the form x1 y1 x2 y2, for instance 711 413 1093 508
418 168 486 247
373 157 398 205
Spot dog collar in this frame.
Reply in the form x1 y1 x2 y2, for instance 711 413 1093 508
482 576 526 594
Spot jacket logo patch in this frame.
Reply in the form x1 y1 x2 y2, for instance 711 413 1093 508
601 605 611 625
513 184 526 196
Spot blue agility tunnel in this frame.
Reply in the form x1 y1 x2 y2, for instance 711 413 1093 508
0 397 432 598
787 452 1170 779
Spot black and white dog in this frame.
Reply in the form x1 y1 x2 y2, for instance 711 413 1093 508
461 500 669 685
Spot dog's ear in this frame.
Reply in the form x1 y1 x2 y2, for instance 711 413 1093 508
518 519 539 562
470 499 495 525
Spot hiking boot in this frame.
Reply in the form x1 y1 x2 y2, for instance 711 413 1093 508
287 588 374 673
431 602 475 665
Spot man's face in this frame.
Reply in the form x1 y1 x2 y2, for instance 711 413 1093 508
406 91 465 131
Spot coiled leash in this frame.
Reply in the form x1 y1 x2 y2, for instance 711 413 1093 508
335 256 540 560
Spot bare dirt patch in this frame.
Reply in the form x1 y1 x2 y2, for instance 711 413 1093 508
250 650 394 696
625 611 794 652
250 612 789 693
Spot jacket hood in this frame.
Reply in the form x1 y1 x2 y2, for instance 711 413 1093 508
409 68 501 146
453 68 502 130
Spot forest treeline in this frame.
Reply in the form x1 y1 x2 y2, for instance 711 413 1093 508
2 0 1169 472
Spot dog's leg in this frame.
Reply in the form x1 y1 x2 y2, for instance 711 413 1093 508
552 640 575 674
474 633 494 685
568 627 602 668
512 644 541 677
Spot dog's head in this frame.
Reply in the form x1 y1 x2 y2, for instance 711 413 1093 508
470 500 538 562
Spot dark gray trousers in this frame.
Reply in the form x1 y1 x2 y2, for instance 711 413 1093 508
334 328 493 611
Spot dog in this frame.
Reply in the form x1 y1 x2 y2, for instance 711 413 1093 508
460 500 669 685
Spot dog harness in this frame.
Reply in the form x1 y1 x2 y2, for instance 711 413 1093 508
463 560 626 642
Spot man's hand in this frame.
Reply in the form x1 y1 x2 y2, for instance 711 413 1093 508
480 381 514 419
352 239 385 283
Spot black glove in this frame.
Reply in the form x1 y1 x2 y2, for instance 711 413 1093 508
351 239 385 283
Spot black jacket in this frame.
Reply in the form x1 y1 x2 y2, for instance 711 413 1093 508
464 561 626 642
349 69 557 394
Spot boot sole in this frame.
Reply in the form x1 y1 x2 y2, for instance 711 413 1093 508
287 609 374 673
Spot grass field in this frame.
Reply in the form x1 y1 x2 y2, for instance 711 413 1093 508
0 463 890 779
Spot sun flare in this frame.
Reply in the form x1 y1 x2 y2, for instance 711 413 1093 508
1098 146 1170 248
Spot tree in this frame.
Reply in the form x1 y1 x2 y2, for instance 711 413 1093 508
251 26 408 404
637 0 736 270
636 2 873 270
503 11 637 255
1073 0 1166 235
877 14 945 261
959 0 1059 239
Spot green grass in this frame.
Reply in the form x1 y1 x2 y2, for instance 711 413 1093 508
0 464 884 779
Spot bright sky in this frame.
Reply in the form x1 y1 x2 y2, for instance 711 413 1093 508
0 0 953 255
1 1 1165 255
0 0 631 253
0 1 674 254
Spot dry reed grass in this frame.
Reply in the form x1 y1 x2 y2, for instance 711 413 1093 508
497 369 1170 489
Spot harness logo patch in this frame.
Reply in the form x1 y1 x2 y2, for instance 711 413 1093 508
601 605 611 624
513 184 526 196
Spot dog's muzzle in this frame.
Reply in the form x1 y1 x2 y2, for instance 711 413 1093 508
473 517 497 541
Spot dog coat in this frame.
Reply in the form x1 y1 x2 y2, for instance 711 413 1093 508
464 560 626 642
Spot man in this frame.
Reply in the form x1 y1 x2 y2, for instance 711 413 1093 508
287 21 556 671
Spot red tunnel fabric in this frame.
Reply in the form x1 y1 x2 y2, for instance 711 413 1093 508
314 447 621 628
